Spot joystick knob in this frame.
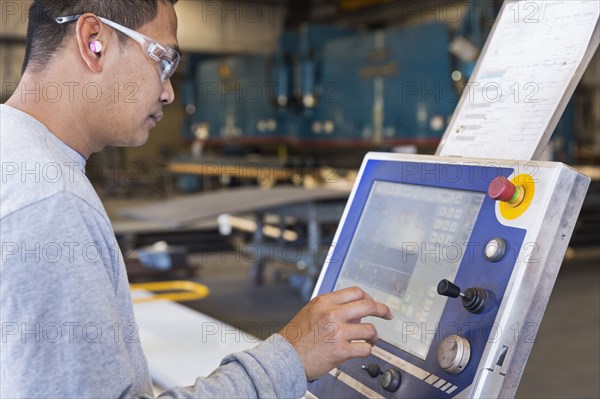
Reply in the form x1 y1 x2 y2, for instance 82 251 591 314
361 364 382 378
437 279 489 314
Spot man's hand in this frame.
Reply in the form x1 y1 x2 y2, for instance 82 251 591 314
279 286 393 381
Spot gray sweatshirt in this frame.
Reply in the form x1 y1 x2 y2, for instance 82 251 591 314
0 104 307 398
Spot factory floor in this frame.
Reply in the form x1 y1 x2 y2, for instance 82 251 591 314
176 250 600 399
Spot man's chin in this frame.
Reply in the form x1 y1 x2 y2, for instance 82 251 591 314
116 131 151 148
138 132 151 146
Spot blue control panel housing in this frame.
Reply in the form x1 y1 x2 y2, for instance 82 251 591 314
308 159 527 398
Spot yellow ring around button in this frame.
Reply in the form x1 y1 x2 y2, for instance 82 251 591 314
499 174 535 220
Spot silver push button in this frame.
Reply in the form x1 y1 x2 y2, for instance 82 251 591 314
485 238 507 262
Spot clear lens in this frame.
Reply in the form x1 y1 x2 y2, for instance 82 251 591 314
149 44 180 82
163 51 180 82
160 59 174 81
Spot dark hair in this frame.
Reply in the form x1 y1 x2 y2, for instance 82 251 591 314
23 0 178 74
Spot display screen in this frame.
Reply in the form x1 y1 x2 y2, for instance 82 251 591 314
334 181 485 360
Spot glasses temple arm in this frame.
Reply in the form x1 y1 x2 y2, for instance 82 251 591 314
55 15 148 47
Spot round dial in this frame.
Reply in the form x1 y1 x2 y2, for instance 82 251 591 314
437 335 471 374
381 368 402 392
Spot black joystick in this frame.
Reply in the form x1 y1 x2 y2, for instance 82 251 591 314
437 279 489 314
361 364 382 378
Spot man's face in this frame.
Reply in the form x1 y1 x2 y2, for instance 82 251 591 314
100 1 179 148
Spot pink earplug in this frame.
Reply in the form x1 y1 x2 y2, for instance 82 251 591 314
89 41 102 54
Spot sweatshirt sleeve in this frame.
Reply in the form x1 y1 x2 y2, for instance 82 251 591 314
154 334 307 399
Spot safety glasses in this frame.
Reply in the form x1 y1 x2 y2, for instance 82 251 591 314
55 14 180 83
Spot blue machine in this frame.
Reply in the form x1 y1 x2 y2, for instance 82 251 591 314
298 23 457 143
272 30 298 109
181 18 575 149
186 55 279 141
180 22 473 145
272 25 355 110
550 99 576 163
307 153 589 398
182 25 355 142
271 25 356 140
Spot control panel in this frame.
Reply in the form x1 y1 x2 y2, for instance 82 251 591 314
307 153 589 398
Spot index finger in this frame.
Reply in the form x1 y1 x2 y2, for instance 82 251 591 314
359 290 393 320
339 298 393 321
326 288 393 320
326 286 366 305
356 291 394 320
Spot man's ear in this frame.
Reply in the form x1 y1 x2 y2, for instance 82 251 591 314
75 14 107 73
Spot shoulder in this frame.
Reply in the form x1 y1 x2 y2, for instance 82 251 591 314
1 191 111 239
1 107 103 220
1 190 122 285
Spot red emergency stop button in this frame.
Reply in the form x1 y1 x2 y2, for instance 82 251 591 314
488 176 525 207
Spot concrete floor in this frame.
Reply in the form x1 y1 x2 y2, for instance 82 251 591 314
516 256 600 398
180 251 600 398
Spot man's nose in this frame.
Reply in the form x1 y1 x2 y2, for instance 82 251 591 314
161 79 175 105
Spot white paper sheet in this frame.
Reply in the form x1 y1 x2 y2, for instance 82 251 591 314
438 0 599 160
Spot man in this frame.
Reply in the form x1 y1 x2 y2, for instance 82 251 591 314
0 1 392 397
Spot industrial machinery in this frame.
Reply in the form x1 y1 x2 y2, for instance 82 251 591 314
185 55 279 141
309 22 456 143
182 23 457 145
307 153 589 398
272 25 355 111
181 7 578 150
181 25 355 143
